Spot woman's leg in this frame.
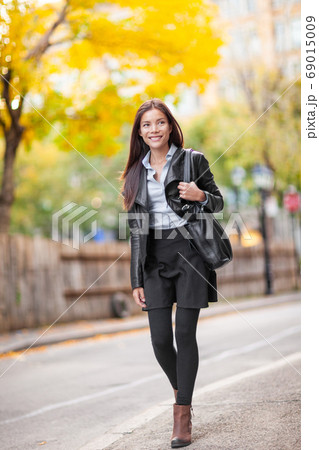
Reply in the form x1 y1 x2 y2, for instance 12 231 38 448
175 307 200 405
147 306 178 390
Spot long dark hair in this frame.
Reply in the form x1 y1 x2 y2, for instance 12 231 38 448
119 98 184 211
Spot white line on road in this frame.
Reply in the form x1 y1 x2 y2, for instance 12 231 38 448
201 324 300 364
194 351 300 400
0 326 300 426
80 352 301 450
0 373 162 426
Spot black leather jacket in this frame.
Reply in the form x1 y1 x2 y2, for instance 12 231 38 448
127 146 224 300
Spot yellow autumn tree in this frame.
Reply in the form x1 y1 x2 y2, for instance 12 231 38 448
0 0 223 232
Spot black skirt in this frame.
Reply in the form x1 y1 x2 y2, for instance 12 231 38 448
142 225 213 311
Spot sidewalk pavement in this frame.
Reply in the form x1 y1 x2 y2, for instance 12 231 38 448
0 291 300 355
81 353 300 450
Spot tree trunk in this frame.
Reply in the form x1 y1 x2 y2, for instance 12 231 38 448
0 125 24 233
0 3 68 233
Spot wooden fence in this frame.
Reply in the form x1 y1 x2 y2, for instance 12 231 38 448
0 233 300 332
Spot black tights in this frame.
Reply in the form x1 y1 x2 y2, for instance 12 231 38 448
147 306 200 405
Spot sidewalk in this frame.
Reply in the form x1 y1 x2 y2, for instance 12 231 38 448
81 353 300 450
0 291 300 355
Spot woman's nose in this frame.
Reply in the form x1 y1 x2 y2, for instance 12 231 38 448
150 123 159 132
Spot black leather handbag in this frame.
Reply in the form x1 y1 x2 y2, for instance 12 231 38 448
182 148 233 270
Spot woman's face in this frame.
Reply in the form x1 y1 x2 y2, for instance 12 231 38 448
138 108 172 152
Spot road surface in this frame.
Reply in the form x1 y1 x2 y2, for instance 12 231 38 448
0 301 300 449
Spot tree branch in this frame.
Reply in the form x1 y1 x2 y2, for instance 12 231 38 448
236 66 258 115
46 33 85 50
25 0 70 61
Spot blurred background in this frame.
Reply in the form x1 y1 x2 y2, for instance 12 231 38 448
0 0 300 331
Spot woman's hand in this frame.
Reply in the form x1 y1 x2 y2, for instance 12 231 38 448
178 181 206 202
132 287 147 308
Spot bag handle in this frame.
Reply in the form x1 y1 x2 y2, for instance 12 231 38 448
183 148 193 183
183 148 205 212
182 148 197 212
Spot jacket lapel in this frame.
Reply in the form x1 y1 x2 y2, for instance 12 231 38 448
164 146 184 189
134 146 184 209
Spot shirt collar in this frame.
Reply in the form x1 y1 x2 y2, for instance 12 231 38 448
142 143 178 169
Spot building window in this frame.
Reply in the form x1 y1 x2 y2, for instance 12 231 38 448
217 0 258 18
226 0 239 18
274 21 285 52
237 0 257 16
291 18 301 49
271 0 283 9
248 29 261 55
229 28 245 57
246 0 256 13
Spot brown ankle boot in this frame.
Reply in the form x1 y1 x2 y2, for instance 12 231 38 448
173 389 178 402
171 403 192 448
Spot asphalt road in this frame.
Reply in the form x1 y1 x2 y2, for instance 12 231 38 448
0 301 300 450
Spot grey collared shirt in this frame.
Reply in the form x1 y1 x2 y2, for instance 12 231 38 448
142 143 208 229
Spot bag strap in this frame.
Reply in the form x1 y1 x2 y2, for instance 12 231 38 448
183 148 193 183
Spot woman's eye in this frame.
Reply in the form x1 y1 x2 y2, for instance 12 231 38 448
142 121 165 127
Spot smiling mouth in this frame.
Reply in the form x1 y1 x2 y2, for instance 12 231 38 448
149 136 162 140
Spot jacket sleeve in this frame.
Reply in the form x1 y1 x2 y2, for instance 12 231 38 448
198 192 209 205
194 153 224 213
129 230 144 290
128 213 144 290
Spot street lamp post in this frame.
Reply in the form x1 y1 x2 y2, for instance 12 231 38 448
231 166 246 245
252 164 274 295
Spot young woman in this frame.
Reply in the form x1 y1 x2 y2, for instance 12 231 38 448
120 98 224 448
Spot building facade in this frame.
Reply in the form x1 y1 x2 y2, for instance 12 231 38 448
198 0 301 109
